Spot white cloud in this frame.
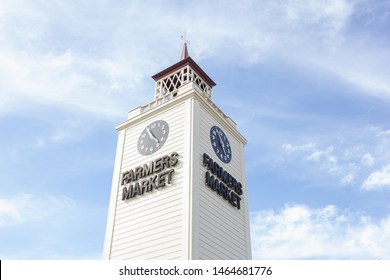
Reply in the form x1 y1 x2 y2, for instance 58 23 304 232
340 173 355 186
1 0 388 120
362 165 390 191
0 193 74 227
251 204 390 259
283 143 342 177
373 127 390 138
0 48 139 118
306 146 340 176
0 1 160 119
361 153 375 167
306 146 336 162
31 118 92 150
283 143 316 153
281 125 390 190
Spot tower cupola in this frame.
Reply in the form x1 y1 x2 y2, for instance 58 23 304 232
152 43 216 101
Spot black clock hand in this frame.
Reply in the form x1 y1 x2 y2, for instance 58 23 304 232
217 132 227 155
146 128 159 143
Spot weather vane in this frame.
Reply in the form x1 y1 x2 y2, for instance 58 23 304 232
181 28 191 45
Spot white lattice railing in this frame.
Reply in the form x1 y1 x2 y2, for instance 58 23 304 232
155 65 211 99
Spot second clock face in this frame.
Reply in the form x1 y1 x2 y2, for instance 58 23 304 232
137 120 169 155
210 125 232 164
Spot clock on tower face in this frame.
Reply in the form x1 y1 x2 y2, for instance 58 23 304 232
210 125 232 164
137 120 169 155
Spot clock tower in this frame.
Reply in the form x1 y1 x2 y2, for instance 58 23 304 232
103 43 251 259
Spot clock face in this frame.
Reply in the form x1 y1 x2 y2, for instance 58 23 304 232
137 120 169 155
210 125 232 164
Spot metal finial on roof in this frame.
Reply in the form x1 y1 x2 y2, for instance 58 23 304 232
180 28 191 60
180 42 189 60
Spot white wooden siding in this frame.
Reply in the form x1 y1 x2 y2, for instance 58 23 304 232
109 101 188 260
195 102 250 259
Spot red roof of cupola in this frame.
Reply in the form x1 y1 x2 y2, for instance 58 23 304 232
152 43 216 89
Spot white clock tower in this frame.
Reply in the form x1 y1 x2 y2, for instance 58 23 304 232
103 43 251 260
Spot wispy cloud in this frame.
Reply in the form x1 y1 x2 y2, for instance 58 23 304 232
283 143 316 153
362 165 390 191
282 142 345 181
0 47 140 118
1 0 389 121
0 193 74 227
361 153 375 167
280 126 390 189
251 204 390 259
0 192 106 259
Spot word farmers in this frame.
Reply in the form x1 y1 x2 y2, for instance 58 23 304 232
121 152 179 201
121 152 178 185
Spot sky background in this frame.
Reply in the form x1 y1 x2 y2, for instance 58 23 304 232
0 0 390 259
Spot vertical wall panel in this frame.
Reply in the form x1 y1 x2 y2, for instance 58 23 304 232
194 101 251 260
108 101 188 260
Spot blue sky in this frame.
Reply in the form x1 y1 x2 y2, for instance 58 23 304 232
0 0 389 259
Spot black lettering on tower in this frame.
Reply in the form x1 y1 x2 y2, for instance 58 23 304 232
122 186 131 200
166 169 175 184
134 167 143 181
154 158 162 173
121 171 129 185
170 152 179 166
236 182 243 195
149 175 158 189
221 183 228 199
142 162 154 177
132 182 140 197
139 179 149 194
157 172 167 188
161 155 171 170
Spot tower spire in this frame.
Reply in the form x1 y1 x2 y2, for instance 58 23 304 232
180 42 189 60
180 28 191 60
